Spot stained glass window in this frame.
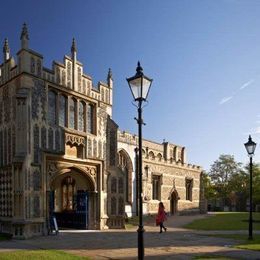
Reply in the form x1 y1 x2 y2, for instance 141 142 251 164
87 103 94 134
48 90 57 125
78 101 85 132
59 95 67 127
69 98 76 129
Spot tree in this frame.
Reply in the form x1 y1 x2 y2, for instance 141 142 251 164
208 154 243 209
244 163 260 208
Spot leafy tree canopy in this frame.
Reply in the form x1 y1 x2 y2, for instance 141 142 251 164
208 154 242 185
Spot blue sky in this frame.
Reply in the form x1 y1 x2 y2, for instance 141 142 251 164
1 0 260 170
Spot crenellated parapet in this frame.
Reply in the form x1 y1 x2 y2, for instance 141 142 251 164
117 129 201 170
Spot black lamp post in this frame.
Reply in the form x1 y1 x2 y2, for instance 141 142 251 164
127 62 153 260
244 135 257 240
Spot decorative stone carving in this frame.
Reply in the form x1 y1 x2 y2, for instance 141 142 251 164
3 87 10 123
37 59 42 77
41 126 46 149
33 125 39 163
32 79 47 121
47 162 58 178
65 133 85 146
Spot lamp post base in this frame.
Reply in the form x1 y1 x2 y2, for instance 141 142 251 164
137 225 145 260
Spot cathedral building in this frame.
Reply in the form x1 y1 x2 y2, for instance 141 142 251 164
0 24 204 238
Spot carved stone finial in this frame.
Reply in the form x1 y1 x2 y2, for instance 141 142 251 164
20 23 29 40
71 37 77 53
107 68 113 80
3 38 10 61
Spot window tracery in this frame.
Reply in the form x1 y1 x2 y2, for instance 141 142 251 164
78 101 85 132
59 95 67 127
62 176 75 211
48 90 57 125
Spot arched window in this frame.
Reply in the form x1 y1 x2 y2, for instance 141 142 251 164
148 151 155 160
48 90 57 125
69 98 76 129
186 178 193 201
62 176 76 211
78 101 85 132
59 95 67 127
157 153 162 162
87 103 94 134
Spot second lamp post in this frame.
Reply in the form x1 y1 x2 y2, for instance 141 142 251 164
244 135 257 240
127 62 153 260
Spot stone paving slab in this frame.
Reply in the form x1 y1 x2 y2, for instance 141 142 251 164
0 214 260 259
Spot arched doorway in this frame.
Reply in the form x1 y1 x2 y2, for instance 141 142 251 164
49 167 96 229
170 191 178 215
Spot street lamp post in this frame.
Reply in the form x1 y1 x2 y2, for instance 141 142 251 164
127 62 153 260
244 135 257 240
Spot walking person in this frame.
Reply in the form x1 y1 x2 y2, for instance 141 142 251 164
156 202 167 233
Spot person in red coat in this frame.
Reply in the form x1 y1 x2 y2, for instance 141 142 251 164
156 202 167 233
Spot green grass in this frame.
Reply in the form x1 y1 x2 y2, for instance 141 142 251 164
0 250 90 260
184 212 260 230
209 234 260 251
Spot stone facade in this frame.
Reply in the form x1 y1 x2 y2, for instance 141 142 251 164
117 131 204 217
0 25 204 238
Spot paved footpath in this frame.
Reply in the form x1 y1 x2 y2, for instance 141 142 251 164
0 214 260 259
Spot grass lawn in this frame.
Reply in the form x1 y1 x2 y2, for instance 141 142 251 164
209 234 260 251
184 212 260 230
0 250 90 260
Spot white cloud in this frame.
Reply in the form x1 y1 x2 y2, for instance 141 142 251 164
252 126 260 134
240 79 254 90
219 96 233 105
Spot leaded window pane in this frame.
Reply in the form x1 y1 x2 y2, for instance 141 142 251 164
111 177 117 193
87 103 94 134
59 95 67 127
78 102 85 132
119 178 124 194
111 197 116 215
48 90 57 125
118 197 124 215
69 98 76 129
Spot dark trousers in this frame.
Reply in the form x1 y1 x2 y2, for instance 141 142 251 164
159 222 166 231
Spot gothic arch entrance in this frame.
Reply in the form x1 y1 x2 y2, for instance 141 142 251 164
49 166 96 229
170 191 178 215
